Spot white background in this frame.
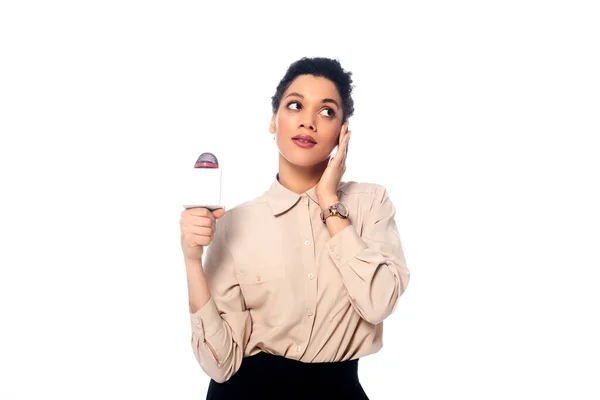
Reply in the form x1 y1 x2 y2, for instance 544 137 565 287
1 1 599 399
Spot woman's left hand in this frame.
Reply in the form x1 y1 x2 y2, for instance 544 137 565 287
315 122 351 206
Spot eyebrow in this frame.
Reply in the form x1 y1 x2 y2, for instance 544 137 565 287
285 92 339 109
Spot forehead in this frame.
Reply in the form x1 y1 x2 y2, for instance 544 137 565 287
284 74 341 103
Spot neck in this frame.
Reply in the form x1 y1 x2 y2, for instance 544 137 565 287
277 154 330 195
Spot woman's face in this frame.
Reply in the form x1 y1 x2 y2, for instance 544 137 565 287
270 74 345 168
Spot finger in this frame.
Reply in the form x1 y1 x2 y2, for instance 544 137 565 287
333 144 345 165
212 208 226 219
186 233 212 247
339 122 349 146
346 131 350 155
331 126 349 165
185 207 216 222
182 225 214 237
339 129 350 164
345 130 350 157
344 129 350 147
187 215 216 229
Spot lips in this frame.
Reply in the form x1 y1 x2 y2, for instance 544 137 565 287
292 134 316 144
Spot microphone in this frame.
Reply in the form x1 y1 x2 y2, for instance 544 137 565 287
182 152 223 211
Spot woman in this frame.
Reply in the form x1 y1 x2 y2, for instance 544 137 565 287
180 57 410 399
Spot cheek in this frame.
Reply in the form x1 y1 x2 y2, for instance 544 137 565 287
326 128 341 145
277 113 296 130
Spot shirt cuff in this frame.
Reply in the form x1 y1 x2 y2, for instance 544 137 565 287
326 224 368 269
189 296 223 341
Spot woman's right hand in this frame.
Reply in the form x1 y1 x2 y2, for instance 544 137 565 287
179 207 226 261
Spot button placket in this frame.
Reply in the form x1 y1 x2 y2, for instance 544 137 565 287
298 194 318 355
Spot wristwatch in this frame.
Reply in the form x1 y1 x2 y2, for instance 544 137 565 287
320 201 349 224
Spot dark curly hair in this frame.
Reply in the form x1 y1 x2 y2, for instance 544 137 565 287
271 57 355 123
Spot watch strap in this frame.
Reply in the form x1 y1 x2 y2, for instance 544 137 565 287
320 201 347 223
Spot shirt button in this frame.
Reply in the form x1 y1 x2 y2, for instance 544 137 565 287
296 345 302 352
308 273 314 280
307 310 313 317
304 239 311 246
256 274 262 282
336 255 341 261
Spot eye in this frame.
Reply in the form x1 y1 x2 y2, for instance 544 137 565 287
320 108 336 118
286 101 301 110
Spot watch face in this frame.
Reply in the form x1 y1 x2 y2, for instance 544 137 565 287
335 202 349 217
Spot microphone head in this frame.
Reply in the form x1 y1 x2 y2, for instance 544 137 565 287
194 152 219 168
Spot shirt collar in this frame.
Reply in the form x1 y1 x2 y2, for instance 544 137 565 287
265 173 321 215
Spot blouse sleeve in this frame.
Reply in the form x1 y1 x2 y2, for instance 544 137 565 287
189 215 252 383
324 184 410 324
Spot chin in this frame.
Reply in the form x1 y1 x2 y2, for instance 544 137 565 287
280 145 329 168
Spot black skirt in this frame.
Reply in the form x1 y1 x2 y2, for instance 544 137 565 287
206 351 369 400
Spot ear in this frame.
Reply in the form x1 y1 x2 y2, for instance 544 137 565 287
269 114 276 134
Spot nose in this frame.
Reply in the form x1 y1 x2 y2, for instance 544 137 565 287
298 115 316 131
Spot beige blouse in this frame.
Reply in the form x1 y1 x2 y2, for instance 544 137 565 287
189 173 410 383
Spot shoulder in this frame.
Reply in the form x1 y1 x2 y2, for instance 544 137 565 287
338 181 395 221
338 180 385 200
216 196 271 230
336 180 389 220
225 195 270 215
